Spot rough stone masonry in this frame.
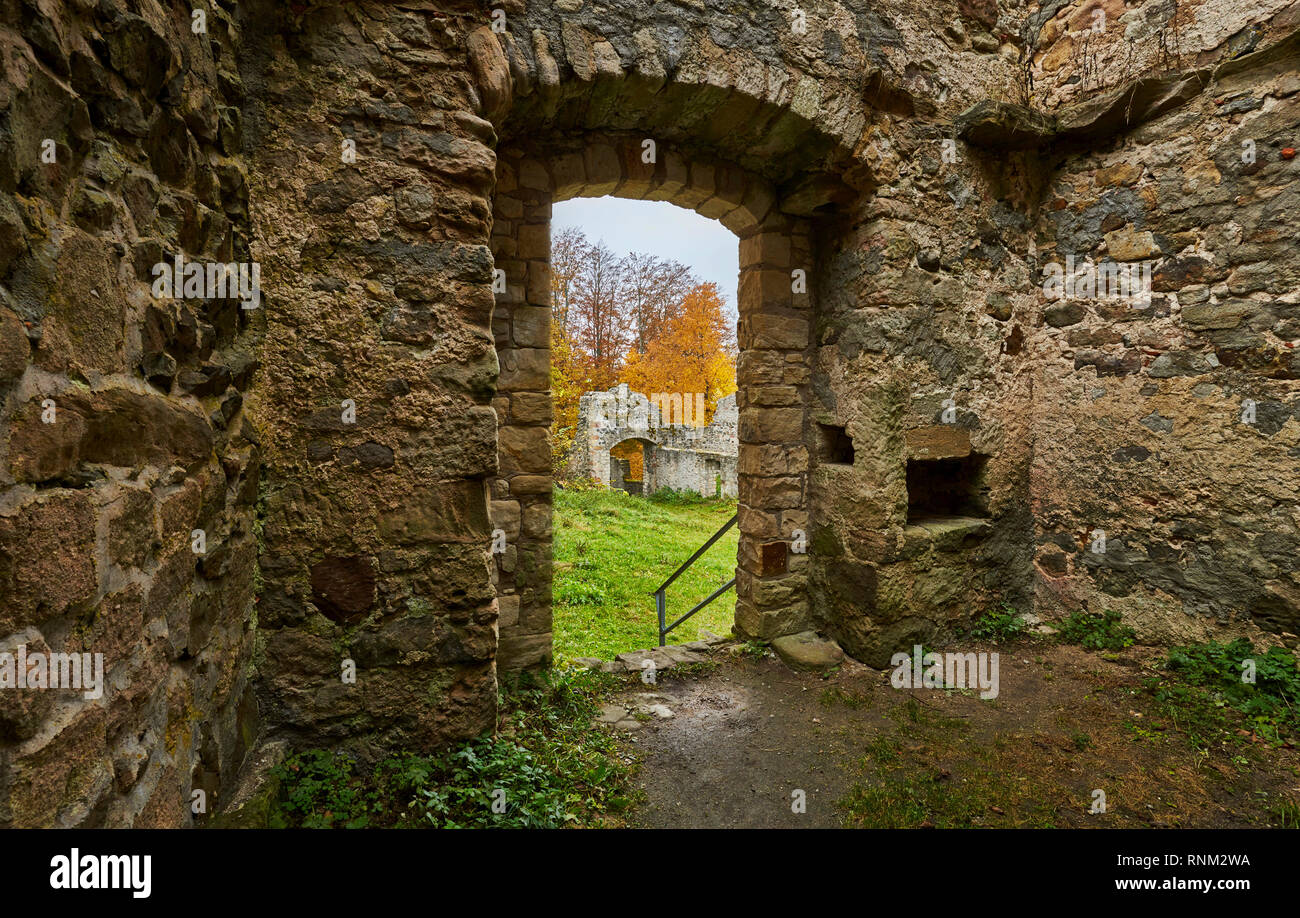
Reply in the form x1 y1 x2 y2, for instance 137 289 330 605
567 384 739 496
0 0 1296 826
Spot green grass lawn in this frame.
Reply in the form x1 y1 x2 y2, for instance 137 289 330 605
553 487 739 660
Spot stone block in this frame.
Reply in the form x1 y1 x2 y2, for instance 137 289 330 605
905 425 972 460
738 474 804 510
773 631 845 671
498 347 549 392
512 305 550 348
491 500 522 539
0 492 97 632
738 407 804 444
498 425 551 475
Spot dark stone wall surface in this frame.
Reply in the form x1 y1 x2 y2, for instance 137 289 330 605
238 0 499 766
0 0 258 827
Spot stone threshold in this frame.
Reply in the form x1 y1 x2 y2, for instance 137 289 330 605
573 632 731 675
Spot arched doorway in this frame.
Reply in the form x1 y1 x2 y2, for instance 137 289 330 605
608 437 653 495
490 130 842 668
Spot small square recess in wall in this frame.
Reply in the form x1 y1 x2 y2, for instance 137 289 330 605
816 423 854 465
760 541 788 576
906 454 989 524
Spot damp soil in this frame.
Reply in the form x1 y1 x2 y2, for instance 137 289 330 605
610 641 1300 829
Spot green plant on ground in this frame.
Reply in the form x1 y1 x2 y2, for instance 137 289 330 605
840 768 994 828
271 749 379 829
1271 799 1300 828
558 476 606 493
645 487 719 507
819 686 871 710
842 719 1057 829
268 665 638 828
1145 638 1300 748
1053 610 1136 651
670 660 720 678
968 603 1028 645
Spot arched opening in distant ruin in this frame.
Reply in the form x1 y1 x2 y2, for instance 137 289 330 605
608 438 650 495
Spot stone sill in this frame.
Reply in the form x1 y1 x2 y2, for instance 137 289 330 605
903 516 992 552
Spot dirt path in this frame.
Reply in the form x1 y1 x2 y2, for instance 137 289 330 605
611 641 1300 829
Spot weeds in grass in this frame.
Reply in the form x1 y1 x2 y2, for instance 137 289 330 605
665 660 720 679
819 686 872 710
863 734 900 763
968 603 1028 645
1054 610 1136 651
554 578 608 607
843 717 1056 828
269 666 638 828
1146 638 1300 748
1271 799 1300 828
646 487 721 507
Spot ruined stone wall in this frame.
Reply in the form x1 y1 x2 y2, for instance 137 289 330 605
1025 12 1300 645
567 385 738 497
646 393 739 498
806 0 1300 663
0 0 258 826
802 0 1044 664
239 0 499 761
647 445 738 498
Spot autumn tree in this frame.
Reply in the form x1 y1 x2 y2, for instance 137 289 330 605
568 239 628 390
546 227 735 478
550 225 587 338
621 281 736 425
620 251 695 355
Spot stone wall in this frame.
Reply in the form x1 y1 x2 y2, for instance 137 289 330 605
646 446 738 499
567 384 738 497
798 0 1300 663
239 0 499 762
0 0 258 826
1024 15 1300 645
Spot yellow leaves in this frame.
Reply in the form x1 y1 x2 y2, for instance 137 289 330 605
623 282 736 422
548 226 736 475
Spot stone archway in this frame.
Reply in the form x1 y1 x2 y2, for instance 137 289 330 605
568 385 663 490
239 0 872 768
490 131 833 668
476 0 879 673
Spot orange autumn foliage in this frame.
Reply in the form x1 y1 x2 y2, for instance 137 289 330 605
547 225 737 477
621 282 736 424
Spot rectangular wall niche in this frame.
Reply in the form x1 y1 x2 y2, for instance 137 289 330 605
906 454 989 523
816 423 855 465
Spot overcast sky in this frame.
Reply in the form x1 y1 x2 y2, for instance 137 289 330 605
552 196 739 317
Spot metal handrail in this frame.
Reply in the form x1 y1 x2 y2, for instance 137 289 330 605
653 512 737 646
